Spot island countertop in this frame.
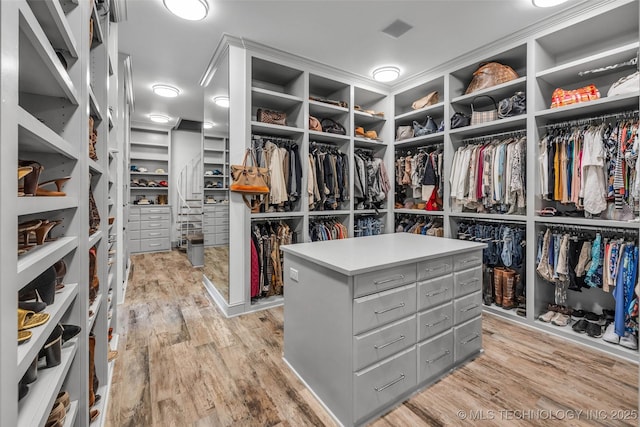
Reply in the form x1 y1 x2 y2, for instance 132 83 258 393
280 233 486 276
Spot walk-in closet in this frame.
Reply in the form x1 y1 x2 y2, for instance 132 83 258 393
1 0 638 426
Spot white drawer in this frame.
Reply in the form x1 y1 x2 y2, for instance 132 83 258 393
353 315 416 371
454 317 482 363
216 234 229 245
214 216 229 226
453 291 482 325
141 212 170 222
453 251 482 271
129 206 141 214
418 303 453 342
417 330 453 384
139 206 170 214
203 225 216 234
140 228 170 239
128 214 140 222
454 267 482 298
128 221 140 231
214 225 229 234
140 220 170 230
128 240 141 253
354 265 416 298
203 215 216 226
205 235 216 245
353 284 416 335
354 347 416 423
417 275 453 311
417 256 453 281
140 238 171 252
128 230 140 241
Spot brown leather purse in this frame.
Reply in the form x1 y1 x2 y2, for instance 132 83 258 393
256 108 286 126
309 115 322 132
465 62 519 95
230 149 270 208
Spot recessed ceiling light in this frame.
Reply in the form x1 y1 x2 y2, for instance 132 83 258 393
213 96 230 108
372 66 400 83
532 0 569 7
163 0 209 21
152 84 180 98
149 114 170 124
203 122 215 129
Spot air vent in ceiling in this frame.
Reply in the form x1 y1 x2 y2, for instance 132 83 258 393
174 119 203 132
382 19 413 39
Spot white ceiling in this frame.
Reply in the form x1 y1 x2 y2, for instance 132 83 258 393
119 0 594 127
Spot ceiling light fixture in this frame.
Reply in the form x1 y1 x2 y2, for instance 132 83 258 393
203 122 215 129
163 0 209 21
149 114 170 124
213 96 230 108
532 0 569 7
372 66 400 83
152 84 180 98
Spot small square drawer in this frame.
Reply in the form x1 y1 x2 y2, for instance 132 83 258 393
203 215 216 226
216 235 229 245
203 225 216 234
215 225 229 234
141 212 170 222
354 265 416 298
128 230 140 241
205 235 216 246
353 315 416 371
417 275 453 311
418 303 453 342
140 220 170 230
454 267 482 298
128 240 141 253
140 228 169 240
214 216 229 225
128 214 140 222
128 221 140 231
353 284 416 335
454 317 482 363
140 207 170 214
418 330 453 384
140 238 170 252
453 291 482 325
417 256 453 281
354 347 416 422
453 251 482 271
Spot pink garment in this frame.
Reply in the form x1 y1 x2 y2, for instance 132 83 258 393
251 239 259 298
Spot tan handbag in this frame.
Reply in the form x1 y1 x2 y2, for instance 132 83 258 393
470 95 498 125
411 91 439 110
230 149 270 208
309 115 322 132
465 62 519 95
256 108 286 126
396 126 414 141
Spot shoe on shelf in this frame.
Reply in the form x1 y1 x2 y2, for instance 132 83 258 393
551 313 570 327
619 332 638 350
538 310 556 323
571 309 585 320
586 322 603 338
602 309 615 322
585 312 605 325
46 400 66 426
18 330 32 345
55 391 70 412
18 308 50 331
602 323 620 344
571 319 589 334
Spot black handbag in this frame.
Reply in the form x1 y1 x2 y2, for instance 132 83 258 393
498 91 526 118
321 118 346 135
450 111 470 129
413 116 438 137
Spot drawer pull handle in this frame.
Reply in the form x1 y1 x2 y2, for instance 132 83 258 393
374 302 405 315
461 278 479 287
425 316 449 327
148 216 162 219
461 257 479 265
426 350 450 364
150 223 162 227
374 274 404 285
374 335 405 350
149 244 161 247
149 233 161 236
461 333 480 345
461 304 479 312
374 374 405 392
426 288 448 298
425 265 449 273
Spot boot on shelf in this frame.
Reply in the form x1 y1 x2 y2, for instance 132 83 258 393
502 268 516 309
482 266 493 305
515 273 526 316
493 267 505 307
88 333 95 407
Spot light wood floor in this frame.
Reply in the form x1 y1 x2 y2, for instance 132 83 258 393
106 250 638 427
204 246 229 301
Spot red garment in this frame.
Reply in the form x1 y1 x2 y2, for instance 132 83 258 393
250 239 259 298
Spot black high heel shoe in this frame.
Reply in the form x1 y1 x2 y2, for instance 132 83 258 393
21 356 38 384
19 265 56 306
61 324 81 343
39 324 63 368
19 383 29 402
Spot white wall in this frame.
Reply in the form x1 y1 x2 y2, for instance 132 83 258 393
170 129 202 244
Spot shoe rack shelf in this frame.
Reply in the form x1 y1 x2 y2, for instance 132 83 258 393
18 106 77 158
128 127 171 205
17 236 78 285
18 196 80 216
64 400 80 427
203 135 229 203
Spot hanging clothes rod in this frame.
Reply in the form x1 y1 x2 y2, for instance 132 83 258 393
251 216 301 223
310 141 342 151
578 55 638 76
395 142 443 155
544 110 639 129
543 223 639 235
461 129 526 144
456 217 527 226
252 134 296 144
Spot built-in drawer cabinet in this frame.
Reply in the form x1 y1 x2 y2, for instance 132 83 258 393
140 238 171 253
129 206 171 253
354 264 416 298
353 284 416 335
453 252 482 271
129 221 140 231
453 267 482 298
353 347 417 422
418 275 453 311
418 303 453 341
140 228 170 240
203 206 229 247
353 315 416 371
417 331 454 384
454 291 482 325
417 256 453 281
140 220 170 230
454 316 482 363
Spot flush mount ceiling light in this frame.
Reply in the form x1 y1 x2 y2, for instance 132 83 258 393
532 0 569 7
152 84 180 98
203 121 215 129
213 96 230 108
163 0 209 21
149 114 170 124
372 66 400 83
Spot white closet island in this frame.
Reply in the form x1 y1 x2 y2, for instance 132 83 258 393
282 233 486 426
